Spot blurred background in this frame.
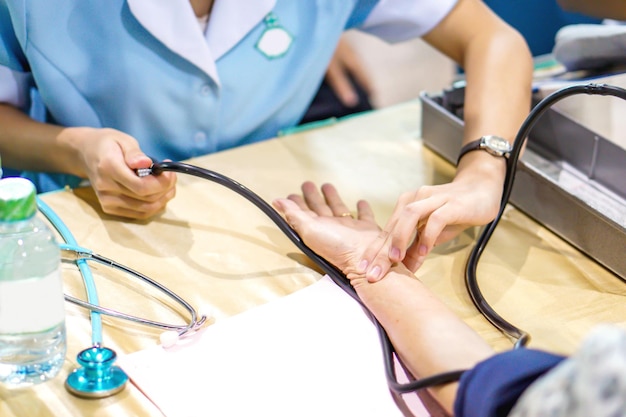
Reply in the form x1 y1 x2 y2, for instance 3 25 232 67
342 32 456 109
340 0 605 109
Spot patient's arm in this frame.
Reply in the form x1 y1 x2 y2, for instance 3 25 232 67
349 264 493 414
273 182 493 414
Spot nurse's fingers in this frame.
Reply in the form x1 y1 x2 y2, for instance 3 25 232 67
357 189 423 268
97 187 176 220
385 195 446 261
363 195 446 281
117 170 177 202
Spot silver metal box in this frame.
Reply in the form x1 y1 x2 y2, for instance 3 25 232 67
420 87 626 280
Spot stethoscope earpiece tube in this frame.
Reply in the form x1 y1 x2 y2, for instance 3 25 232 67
59 244 207 334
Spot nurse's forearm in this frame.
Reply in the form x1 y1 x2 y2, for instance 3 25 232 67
0 103 84 176
461 21 533 151
423 0 533 190
424 0 533 151
350 265 494 414
452 22 532 208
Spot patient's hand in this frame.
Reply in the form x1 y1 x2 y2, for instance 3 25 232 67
272 181 380 275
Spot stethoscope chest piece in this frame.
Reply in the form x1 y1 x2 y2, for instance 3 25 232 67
65 346 128 399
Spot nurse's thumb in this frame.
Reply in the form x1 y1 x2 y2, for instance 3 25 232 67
119 139 153 170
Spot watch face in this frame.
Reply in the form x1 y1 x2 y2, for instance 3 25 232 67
483 135 512 153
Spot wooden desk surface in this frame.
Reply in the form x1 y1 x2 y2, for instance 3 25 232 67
2 100 625 416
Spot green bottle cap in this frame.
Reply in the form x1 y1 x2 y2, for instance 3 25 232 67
0 178 37 222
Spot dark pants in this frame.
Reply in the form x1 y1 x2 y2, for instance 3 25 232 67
299 77 373 125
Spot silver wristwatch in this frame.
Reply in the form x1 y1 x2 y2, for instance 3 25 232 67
457 135 512 165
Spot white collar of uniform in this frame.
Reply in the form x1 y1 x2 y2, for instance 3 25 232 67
206 0 275 60
127 0 275 86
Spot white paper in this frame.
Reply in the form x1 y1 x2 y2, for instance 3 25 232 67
118 276 431 417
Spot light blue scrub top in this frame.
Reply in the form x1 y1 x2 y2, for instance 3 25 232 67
0 0 455 192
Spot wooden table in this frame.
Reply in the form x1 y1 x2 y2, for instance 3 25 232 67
2 100 625 416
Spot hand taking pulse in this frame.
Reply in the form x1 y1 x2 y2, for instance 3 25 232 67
357 151 507 281
324 35 373 109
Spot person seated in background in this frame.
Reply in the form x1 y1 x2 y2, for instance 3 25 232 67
0 0 532 258
557 0 626 20
551 0 626 72
481 0 603 57
272 182 626 417
300 34 374 125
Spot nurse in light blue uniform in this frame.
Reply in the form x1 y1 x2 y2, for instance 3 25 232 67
0 0 533 264
0 0 454 190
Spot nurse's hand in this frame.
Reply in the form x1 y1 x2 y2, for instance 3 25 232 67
325 35 372 108
358 153 505 281
69 127 177 219
272 181 380 276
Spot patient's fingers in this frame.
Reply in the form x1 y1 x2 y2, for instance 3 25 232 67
356 200 376 224
321 183 353 217
301 181 334 217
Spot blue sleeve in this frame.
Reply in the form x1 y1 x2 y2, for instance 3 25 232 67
454 349 565 417
0 0 29 72
345 0 379 29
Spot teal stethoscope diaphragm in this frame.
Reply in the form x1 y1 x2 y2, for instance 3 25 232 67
65 346 128 398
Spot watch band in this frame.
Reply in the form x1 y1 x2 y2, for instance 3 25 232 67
456 135 512 166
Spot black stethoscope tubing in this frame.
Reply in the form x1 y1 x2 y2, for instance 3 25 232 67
465 83 626 350
144 83 626 394
145 160 464 392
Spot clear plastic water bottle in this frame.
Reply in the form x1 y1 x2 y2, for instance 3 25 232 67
0 177 66 388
